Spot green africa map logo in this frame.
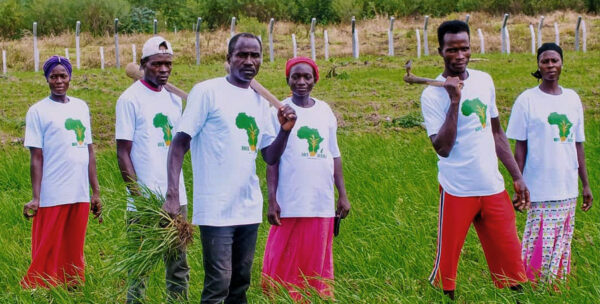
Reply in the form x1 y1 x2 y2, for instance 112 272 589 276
297 126 325 158
153 113 173 147
547 112 573 142
65 118 86 146
236 112 260 152
461 98 487 131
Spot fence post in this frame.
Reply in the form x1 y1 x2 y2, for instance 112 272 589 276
324 29 329 60
388 17 395 56
554 22 559 45
2 50 6 75
537 16 544 49
115 18 120 68
153 19 158 35
292 34 297 58
529 23 536 55
100 47 104 70
501 13 509 54
465 14 470 24
582 19 587 53
416 29 421 58
575 16 582 52
65 48 69 60
258 35 263 64
477 29 485 54
76 21 81 69
230 17 236 38
132 44 136 63
195 17 202 65
423 16 429 56
352 16 359 59
310 18 316 60
33 22 39 72
268 18 274 63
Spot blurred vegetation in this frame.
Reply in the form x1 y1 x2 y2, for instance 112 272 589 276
0 0 599 39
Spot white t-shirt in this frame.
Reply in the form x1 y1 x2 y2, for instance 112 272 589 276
24 97 92 207
271 97 341 218
506 86 585 202
115 80 187 210
174 77 276 226
421 69 505 197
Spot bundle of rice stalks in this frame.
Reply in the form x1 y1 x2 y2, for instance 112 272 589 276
114 186 194 278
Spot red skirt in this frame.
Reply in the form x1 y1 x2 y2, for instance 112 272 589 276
262 217 334 301
21 202 90 289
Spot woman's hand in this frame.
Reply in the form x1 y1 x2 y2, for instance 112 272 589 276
267 198 281 226
23 199 40 219
582 186 593 211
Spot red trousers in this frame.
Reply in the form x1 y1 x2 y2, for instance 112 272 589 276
429 188 527 291
21 202 90 289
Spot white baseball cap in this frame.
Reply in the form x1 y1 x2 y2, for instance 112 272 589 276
141 36 173 59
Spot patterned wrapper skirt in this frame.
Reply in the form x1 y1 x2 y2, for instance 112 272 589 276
521 198 577 283
262 217 334 301
21 202 90 289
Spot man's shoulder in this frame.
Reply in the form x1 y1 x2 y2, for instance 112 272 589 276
191 77 225 92
468 68 493 81
118 81 143 103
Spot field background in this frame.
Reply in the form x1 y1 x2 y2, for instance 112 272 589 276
1 11 600 304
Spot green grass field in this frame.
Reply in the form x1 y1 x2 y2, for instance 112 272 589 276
1 52 599 303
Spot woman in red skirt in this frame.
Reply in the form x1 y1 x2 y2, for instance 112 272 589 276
21 55 102 289
262 57 351 301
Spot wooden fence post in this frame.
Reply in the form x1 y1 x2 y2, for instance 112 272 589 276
114 18 120 68
352 16 359 59
76 21 81 69
100 47 104 70
416 29 421 58
195 17 202 65
33 22 39 72
423 16 429 56
324 29 329 60
65 48 69 60
310 18 316 60
230 17 236 38
465 14 470 24
554 22 560 45
501 14 510 54
537 16 544 49
2 50 6 75
154 19 158 35
132 44 136 63
478 28 485 54
388 17 395 56
575 16 581 51
529 23 536 55
268 18 274 63
292 34 297 58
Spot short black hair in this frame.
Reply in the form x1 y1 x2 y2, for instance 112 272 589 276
437 20 470 48
228 33 262 56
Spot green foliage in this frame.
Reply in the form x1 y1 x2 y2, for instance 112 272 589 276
547 112 573 140
235 112 259 151
64 118 86 143
120 7 156 34
152 113 173 146
288 0 340 24
297 126 324 155
0 0 25 39
390 112 424 128
461 98 487 128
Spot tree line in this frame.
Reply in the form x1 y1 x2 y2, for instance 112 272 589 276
1 0 598 39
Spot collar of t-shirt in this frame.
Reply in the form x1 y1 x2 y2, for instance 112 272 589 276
140 79 163 92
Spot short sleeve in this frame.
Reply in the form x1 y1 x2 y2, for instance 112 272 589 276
328 108 341 158
115 97 136 141
83 104 93 144
420 90 446 137
24 107 43 148
505 94 528 141
174 83 211 138
575 95 585 142
259 99 276 150
488 76 499 118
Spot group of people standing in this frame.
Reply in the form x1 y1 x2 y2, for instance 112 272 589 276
17 19 591 303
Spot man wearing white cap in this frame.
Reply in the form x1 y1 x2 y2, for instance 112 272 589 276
115 36 189 303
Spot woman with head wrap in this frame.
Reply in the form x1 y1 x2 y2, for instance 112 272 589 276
506 43 593 284
21 55 102 288
261 57 350 300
